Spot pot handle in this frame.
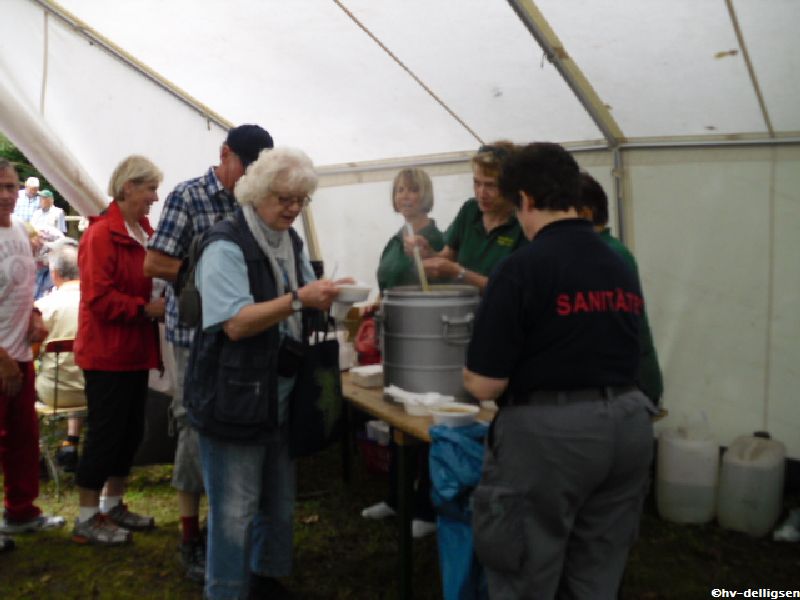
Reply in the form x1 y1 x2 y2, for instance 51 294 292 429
441 313 474 345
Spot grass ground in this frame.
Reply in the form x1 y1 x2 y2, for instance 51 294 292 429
1 443 799 599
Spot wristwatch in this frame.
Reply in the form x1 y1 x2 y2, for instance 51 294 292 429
291 290 303 313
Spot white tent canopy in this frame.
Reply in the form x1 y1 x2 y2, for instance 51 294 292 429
2 0 798 456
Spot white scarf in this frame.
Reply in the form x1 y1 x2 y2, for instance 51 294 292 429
242 204 302 341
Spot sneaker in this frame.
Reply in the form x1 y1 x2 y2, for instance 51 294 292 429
180 537 206 584
72 514 132 545
411 519 437 539
0 514 66 534
361 501 396 520
0 535 14 553
106 502 155 531
774 508 800 542
56 443 79 473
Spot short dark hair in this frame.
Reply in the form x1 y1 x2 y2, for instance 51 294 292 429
578 172 609 227
498 142 580 211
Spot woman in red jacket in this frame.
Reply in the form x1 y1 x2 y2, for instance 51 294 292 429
73 155 165 545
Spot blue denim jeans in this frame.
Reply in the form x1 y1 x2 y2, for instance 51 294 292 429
199 428 296 600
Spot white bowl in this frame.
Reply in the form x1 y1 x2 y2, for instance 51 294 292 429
430 402 480 427
350 364 383 388
336 284 371 304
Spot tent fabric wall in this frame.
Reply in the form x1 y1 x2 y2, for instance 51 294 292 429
1 0 797 456
625 146 799 454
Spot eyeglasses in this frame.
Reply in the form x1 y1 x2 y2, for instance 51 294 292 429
272 192 311 208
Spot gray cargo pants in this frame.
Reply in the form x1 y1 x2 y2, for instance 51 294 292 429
472 389 654 600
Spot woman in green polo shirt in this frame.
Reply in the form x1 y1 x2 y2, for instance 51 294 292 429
376 168 444 292
420 142 525 291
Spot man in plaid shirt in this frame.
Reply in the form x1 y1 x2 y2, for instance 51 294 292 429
144 124 274 582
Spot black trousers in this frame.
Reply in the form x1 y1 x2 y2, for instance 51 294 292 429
75 370 149 491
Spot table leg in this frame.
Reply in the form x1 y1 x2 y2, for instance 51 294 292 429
396 432 414 600
341 400 351 485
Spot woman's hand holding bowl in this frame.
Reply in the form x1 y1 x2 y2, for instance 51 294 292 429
298 279 346 311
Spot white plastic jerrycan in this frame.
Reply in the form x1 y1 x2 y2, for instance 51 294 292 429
717 431 786 537
656 415 719 524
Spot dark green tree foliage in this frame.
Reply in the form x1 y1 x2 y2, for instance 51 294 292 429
0 132 69 212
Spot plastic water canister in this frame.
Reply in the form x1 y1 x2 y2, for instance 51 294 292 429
717 431 786 537
656 425 719 524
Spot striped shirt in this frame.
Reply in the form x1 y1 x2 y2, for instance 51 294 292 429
147 167 238 347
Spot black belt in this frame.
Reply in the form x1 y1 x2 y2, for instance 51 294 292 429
502 386 637 407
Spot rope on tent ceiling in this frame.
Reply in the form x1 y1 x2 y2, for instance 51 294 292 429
332 0 484 146
724 0 774 137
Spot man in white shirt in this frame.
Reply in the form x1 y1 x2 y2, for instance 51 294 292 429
31 190 66 233
13 176 40 223
30 190 66 299
0 160 65 553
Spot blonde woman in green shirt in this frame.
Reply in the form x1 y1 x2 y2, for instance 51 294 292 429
376 168 444 292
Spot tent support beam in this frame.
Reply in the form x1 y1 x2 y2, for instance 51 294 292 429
505 0 624 146
316 137 800 178
725 0 774 137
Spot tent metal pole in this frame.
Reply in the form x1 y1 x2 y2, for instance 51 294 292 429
611 147 626 244
618 137 800 151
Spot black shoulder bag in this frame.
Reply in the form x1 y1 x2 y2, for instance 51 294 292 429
287 312 343 458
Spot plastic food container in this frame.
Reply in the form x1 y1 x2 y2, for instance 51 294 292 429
350 364 383 388
430 402 480 427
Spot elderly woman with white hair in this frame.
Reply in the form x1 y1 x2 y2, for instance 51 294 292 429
184 147 344 599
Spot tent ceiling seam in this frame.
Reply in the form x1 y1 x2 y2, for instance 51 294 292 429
34 0 233 131
39 10 49 114
332 0 483 145
506 0 624 147
725 0 774 137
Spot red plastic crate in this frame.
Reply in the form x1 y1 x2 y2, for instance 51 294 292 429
357 436 391 475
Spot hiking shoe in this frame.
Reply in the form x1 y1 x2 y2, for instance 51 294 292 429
72 514 131 545
0 535 14 553
0 514 66 534
180 537 206 584
56 443 79 473
361 501 396 520
412 519 437 539
106 503 155 531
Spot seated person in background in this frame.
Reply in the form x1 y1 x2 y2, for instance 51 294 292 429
35 239 85 471
377 167 444 291
363 167 444 538
577 172 663 407
419 142 525 291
